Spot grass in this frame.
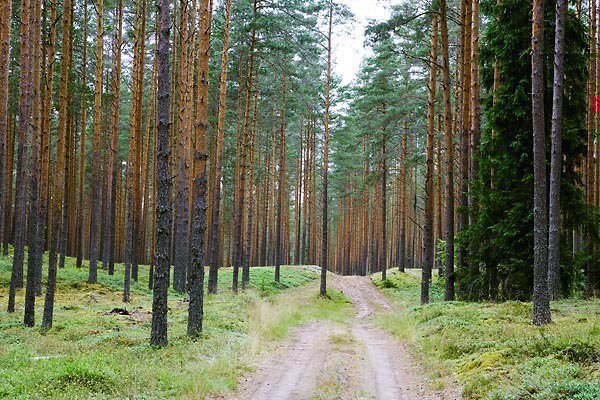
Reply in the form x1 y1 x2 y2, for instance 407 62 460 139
0 251 352 399
372 268 600 400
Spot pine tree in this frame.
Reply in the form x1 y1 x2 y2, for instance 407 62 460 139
8 0 34 313
531 0 551 325
88 0 105 284
208 0 232 294
0 0 11 265
188 0 212 337
547 0 566 301
422 13 438 305
24 0 43 326
42 0 73 328
151 0 173 347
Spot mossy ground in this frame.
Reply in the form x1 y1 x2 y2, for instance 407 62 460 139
372 268 600 400
0 251 351 399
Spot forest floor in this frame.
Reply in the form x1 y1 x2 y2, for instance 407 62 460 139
374 269 600 400
1 252 598 400
224 275 461 400
0 251 352 399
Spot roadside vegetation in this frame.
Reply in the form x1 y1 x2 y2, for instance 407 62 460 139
0 252 351 399
373 269 600 400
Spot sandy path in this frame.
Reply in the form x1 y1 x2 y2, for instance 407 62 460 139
227 275 461 400
335 276 460 400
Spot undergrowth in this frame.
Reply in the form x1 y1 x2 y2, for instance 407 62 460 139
372 268 600 400
0 251 351 399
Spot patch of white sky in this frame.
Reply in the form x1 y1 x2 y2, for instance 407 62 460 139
333 0 406 86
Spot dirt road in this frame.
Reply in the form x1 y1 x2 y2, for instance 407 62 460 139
228 275 461 400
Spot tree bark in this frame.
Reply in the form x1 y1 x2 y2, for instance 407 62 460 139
151 0 173 347
106 0 122 276
321 3 333 296
441 0 455 301
208 0 232 294
174 0 192 293
188 0 212 337
8 0 34 313
42 0 72 328
275 73 287 283
24 0 43 326
531 0 551 325
76 0 88 268
422 14 438 305
0 0 11 264
88 0 105 284
548 0 566 301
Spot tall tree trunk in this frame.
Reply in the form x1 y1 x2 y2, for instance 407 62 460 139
208 0 232 294
441 0 455 301
398 122 408 273
469 0 480 225
76 0 88 268
548 0 566 301
531 0 551 326
243 79 259 286
0 0 11 263
8 0 33 313
188 0 212 337
422 14 438 305
321 3 333 296
234 1 257 291
275 73 287 282
151 0 173 347
88 0 104 284
106 0 122 276
586 0 598 297
173 0 191 293
457 0 472 289
3 116 14 255
24 0 42 326
381 137 388 281
41 0 72 328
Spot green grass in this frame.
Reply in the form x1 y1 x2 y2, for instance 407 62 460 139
372 268 600 400
0 251 351 399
